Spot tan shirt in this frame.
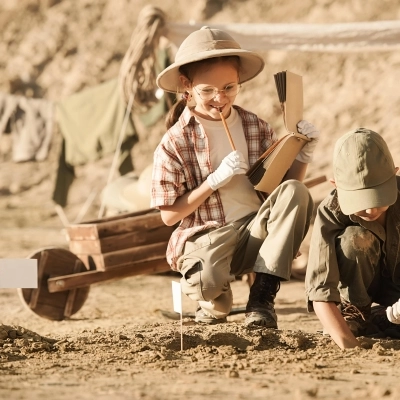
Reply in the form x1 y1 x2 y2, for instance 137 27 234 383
305 176 400 310
195 108 261 223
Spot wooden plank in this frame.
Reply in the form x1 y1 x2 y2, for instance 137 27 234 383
47 258 171 293
63 259 84 318
68 225 174 255
101 241 168 268
79 241 169 271
79 208 155 224
28 249 49 309
66 209 163 240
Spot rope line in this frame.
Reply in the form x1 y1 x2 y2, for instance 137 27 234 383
119 5 167 113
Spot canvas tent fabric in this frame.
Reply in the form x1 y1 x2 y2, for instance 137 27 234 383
165 20 400 52
52 76 168 207
56 78 137 167
52 78 138 207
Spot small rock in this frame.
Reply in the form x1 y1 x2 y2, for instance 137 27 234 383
226 370 239 378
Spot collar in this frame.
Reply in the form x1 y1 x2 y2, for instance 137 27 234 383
177 106 197 129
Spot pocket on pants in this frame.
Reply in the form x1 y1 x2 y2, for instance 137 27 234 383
180 260 205 302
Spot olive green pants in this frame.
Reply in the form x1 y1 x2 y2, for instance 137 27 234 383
177 180 314 318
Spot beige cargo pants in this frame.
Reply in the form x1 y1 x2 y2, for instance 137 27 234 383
177 179 314 318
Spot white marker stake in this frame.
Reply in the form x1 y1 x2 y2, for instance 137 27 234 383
0 259 38 288
171 280 183 351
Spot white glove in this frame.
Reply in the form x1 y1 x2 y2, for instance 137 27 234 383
386 299 400 324
207 150 248 191
295 120 320 163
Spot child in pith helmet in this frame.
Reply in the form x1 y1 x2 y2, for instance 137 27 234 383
306 128 400 349
151 26 320 327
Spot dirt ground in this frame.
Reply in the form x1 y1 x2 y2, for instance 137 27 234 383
2 274 400 400
1 0 400 399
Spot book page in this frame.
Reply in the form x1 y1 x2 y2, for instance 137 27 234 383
284 71 303 133
252 134 307 194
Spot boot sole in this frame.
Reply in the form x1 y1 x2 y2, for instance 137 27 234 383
244 311 278 329
194 316 227 325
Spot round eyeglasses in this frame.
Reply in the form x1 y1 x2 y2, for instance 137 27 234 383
193 83 241 100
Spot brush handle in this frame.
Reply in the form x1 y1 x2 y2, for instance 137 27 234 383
220 112 236 151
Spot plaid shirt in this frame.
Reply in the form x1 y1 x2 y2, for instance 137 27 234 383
151 105 276 270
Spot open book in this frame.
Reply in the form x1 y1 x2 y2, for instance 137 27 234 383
246 70 310 195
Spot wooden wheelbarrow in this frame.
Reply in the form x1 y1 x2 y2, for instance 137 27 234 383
18 209 174 321
18 175 327 321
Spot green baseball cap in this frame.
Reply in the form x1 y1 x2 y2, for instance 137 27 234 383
333 128 398 215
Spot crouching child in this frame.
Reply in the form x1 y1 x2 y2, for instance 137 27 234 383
306 128 400 349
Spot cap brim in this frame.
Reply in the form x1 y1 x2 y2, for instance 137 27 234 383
157 50 265 93
337 173 398 215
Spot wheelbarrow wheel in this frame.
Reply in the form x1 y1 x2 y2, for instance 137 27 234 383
17 247 90 321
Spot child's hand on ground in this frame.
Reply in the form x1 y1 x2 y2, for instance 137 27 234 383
296 120 320 163
207 150 248 190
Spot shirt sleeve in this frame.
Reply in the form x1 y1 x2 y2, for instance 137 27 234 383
151 137 187 208
305 191 349 311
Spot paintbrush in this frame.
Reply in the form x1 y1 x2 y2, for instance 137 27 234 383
219 110 236 151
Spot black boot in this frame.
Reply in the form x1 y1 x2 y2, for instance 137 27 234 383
244 272 280 328
367 304 400 338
